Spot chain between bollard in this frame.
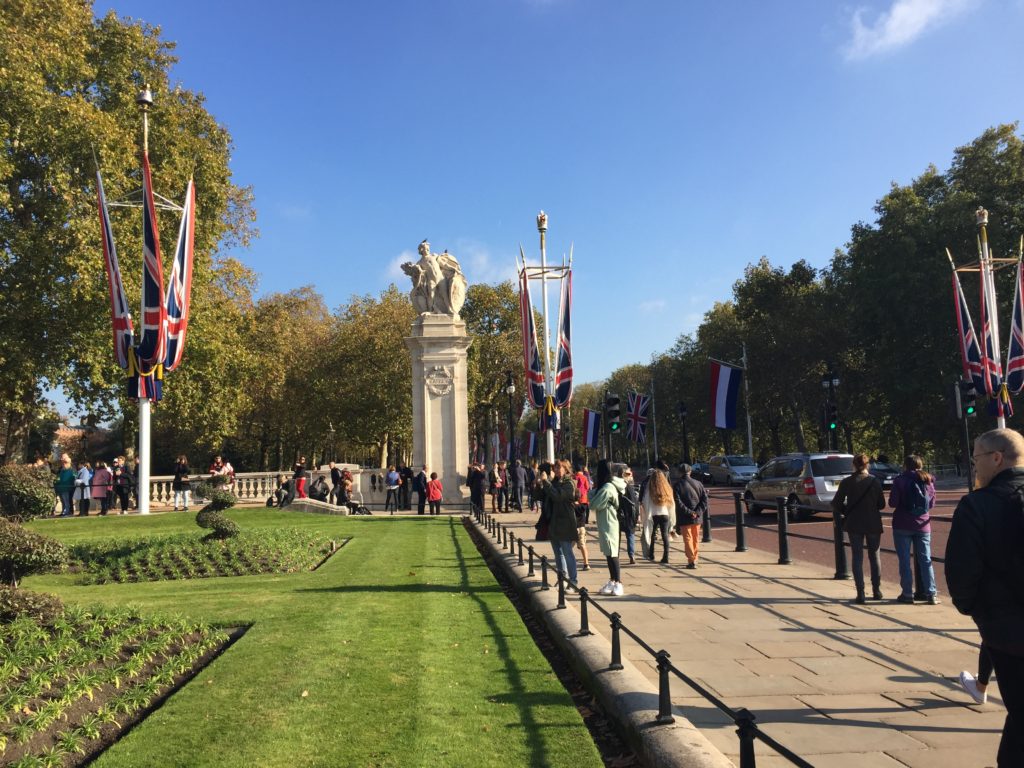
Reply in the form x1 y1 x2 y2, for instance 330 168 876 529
735 707 757 768
609 612 624 670
832 508 850 580
776 496 791 565
655 650 675 725
733 492 747 552
578 588 592 635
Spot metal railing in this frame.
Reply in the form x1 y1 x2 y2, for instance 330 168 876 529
471 507 814 768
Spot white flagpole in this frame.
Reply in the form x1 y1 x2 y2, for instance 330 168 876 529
978 208 1006 429
538 212 555 462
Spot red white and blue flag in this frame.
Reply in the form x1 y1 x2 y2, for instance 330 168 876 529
163 178 195 371
978 261 1002 398
710 361 742 430
137 152 166 370
96 170 134 369
553 269 573 407
953 270 985 391
524 431 538 458
1005 259 1024 395
581 408 601 449
626 391 650 444
519 266 546 408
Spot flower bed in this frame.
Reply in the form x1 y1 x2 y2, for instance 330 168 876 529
71 528 339 584
1 605 233 767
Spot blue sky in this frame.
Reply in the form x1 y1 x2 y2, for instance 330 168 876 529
95 0 1024 386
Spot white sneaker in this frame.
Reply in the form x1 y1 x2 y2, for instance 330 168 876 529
960 670 987 704
598 580 614 595
612 582 625 597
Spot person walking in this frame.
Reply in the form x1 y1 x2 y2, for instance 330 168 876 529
496 461 510 512
574 464 592 570
889 454 938 604
73 460 92 517
384 465 400 514
832 453 885 603
590 459 627 596
329 462 343 506
112 456 132 514
511 459 527 512
91 461 113 516
172 455 191 511
414 465 429 515
538 459 580 588
427 472 443 515
619 466 639 564
946 428 1024 765
54 455 76 517
960 644 994 705
672 463 709 569
642 468 674 563
468 462 487 515
488 463 502 513
293 456 308 499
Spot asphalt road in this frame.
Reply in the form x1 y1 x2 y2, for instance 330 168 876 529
701 486 968 598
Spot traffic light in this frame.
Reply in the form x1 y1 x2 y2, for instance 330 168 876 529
606 393 621 433
828 402 838 431
959 380 978 418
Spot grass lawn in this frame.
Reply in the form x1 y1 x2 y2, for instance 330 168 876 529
23 510 603 768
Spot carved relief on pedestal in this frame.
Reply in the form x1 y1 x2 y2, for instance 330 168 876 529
424 365 454 397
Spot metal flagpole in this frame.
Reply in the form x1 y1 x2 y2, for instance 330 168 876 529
538 212 555 462
978 208 1007 429
742 343 754 457
137 86 153 516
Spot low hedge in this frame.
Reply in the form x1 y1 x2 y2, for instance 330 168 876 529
0 463 56 521
0 518 69 587
0 585 64 622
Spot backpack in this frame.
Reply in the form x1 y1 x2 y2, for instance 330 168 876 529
909 480 929 516
617 490 635 526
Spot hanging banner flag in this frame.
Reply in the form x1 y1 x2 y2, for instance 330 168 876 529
96 170 135 369
519 267 546 408
978 260 1002 398
525 431 538 458
544 396 560 431
1006 259 1024 395
952 270 985 391
626 391 650 444
581 408 601 449
553 269 573 407
137 152 167 370
710 361 742 429
164 178 196 371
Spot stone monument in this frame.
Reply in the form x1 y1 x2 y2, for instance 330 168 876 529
402 240 472 504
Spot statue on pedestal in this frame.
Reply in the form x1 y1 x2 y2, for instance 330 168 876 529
401 240 468 316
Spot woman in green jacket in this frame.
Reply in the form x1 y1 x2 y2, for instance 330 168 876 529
539 459 580 586
53 454 76 517
590 460 628 596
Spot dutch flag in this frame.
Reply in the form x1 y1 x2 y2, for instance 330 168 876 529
582 408 601 449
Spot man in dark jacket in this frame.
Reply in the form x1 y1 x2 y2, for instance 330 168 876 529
946 428 1024 766
468 463 487 515
511 460 527 512
414 465 429 515
832 453 885 603
672 464 709 569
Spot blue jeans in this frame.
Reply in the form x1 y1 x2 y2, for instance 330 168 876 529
58 490 73 516
622 526 636 558
893 530 935 598
551 539 578 584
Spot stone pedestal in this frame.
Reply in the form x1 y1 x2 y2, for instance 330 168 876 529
405 314 472 503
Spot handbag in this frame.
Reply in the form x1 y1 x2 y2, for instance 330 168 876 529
535 520 550 541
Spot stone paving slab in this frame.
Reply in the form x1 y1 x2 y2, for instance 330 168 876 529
484 510 1004 765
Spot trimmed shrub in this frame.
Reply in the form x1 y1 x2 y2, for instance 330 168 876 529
195 477 238 540
0 518 69 587
0 463 56 521
0 585 64 622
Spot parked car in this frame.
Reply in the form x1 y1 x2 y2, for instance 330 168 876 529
868 460 900 491
689 461 713 485
743 452 855 521
707 455 758 486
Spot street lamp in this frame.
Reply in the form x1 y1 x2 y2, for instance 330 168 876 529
505 371 516 462
327 421 336 464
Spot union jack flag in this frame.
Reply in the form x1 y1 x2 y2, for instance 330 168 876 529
952 270 984 391
626 390 650 444
164 179 195 371
553 269 573 407
136 152 166 370
519 264 546 408
96 170 134 369
1006 259 1024 395
978 262 1002 398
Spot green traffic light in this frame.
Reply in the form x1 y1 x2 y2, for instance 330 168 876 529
829 422 837 430
610 422 620 432
966 405 975 415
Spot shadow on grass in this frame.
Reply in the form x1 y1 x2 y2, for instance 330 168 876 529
293 583 503 594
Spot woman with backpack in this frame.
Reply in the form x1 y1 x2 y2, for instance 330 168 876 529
889 454 938 604
590 459 628 596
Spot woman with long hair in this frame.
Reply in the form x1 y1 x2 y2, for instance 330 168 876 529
889 454 938 604
539 459 580 588
293 456 308 499
172 454 191 511
590 459 628 596
642 469 674 563
832 453 885 603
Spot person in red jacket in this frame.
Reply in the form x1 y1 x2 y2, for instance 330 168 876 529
574 465 592 570
427 472 443 515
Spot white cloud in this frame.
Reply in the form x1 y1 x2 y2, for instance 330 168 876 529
843 0 976 60
637 299 666 314
385 249 416 281
453 238 519 285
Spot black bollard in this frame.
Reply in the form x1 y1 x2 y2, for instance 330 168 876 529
609 613 624 670
517 538 524 565
832 508 850 580
776 497 791 565
733 492 747 552
578 588 592 635
655 650 675 725
541 556 549 590
528 546 535 576
557 571 566 609
735 708 758 768
702 506 712 543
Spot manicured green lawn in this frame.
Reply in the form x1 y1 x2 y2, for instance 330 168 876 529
24 511 602 768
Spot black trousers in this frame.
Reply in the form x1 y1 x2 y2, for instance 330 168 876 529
417 492 427 515
650 516 671 561
115 486 130 513
986 645 1024 766
849 533 882 594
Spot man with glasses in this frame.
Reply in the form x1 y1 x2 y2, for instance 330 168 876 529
946 428 1024 766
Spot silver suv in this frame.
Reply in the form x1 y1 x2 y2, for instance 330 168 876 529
743 452 854 521
707 454 758 486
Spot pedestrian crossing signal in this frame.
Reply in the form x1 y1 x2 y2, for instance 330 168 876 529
606 394 621 432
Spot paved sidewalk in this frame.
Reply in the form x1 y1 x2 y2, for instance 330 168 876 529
485 510 1004 768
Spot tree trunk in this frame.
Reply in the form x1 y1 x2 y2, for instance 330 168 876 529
788 395 807 453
